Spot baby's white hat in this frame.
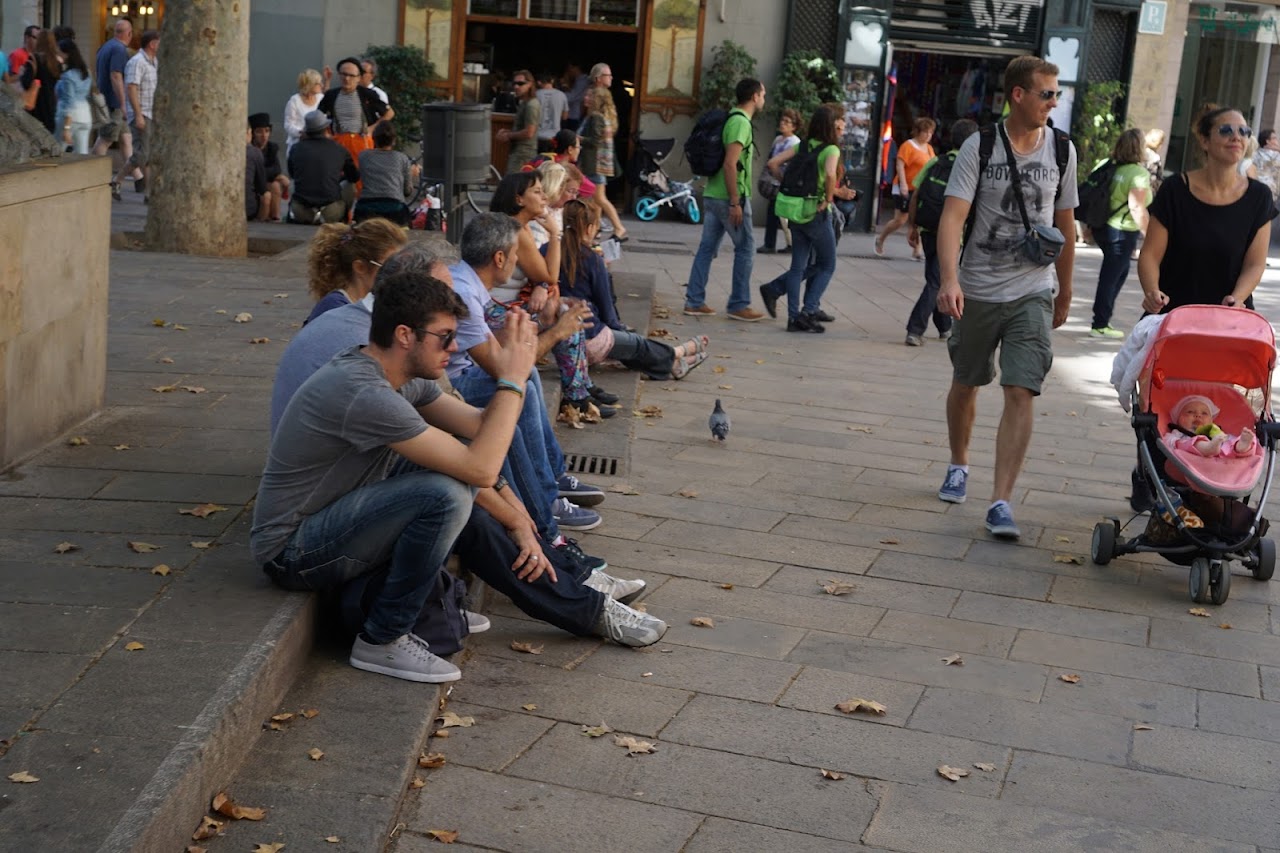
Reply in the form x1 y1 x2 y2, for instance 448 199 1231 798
1171 394 1220 422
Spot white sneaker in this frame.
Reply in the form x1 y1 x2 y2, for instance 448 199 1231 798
594 598 667 647
349 634 461 683
464 610 490 633
582 570 646 604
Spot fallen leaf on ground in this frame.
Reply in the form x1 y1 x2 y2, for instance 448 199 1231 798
124 641 145 651
436 711 475 728
754 358 766 364
418 752 446 769
941 654 964 666
835 698 887 716
819 579 856 596
251 844 284 853
191 815 223 841
1059 673 1081 684
426 829 459 844
1134 724 1153 731
848 425 873 433
712 365 726 374
938 764 970 781
179 503 228 518
172 324 188 331
1218 623 1233 629
718 384 733 390
300 708 319 719
922 439 935 445
274 293 290 299
271 713 294 723
1189 607 1211 617
152 318 167 327
129 541 161 553
53 542 79 554
190 541 214 549
690 616 715 627
521 703 538 711
652 306 670 318
152 384 178 393
432 730 449 738
187 847 207 853
879 538 900 545
67 436 89 446
613 735 657 755
1054 535 1072 543
251 337 271 344
7 771 39 783
1053 554 1083 565
158 356 175 364
820 769 845 780
608 483 640 495
676 488 698 498
151 564 171 576
409 777 426 789
113 444 131 451
718 583 734 590
510 641 544 654
212 791 267 820
632 405 663 418
308 748 324 761
325 838 340 844
581 722 613 737
973 762 997 772
233 312 253 323
215 309 227 315
181 385 207 394
641 671 653 677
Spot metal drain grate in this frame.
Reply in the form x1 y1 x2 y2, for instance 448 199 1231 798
564 454 621 476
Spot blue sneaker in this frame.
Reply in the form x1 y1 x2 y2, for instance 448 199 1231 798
938 467 968 503
985 503 1021 539
557 473 605 507
553 497 601 532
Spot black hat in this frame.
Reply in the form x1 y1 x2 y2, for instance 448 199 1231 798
249 112 272 130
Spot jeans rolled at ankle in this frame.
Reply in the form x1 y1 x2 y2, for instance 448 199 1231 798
450 365 563 542
685 196 755 311
1091 225 1140 329
453 506 605 635
263 469 474 644
906 231 953 336
783 211 836 320
607 327 676 378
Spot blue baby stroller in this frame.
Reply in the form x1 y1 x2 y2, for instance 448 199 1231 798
628 137 700 224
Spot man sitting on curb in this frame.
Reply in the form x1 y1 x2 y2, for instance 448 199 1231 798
268 242 650 605
288 110 359 224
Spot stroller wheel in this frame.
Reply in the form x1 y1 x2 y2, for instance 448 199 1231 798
1090 521 1116 565
1189 558 1212 604
686 197 701 224
1253 537 1276 581
635 196 661 222
1210 560 1232 604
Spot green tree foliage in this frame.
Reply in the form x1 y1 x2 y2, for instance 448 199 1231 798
698 40 757 112
365 44 437 148
1071 81 1127 183
774 51 841 123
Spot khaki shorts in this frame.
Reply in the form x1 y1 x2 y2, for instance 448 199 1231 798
947 290 1054 394
130 118 152 167
97 107 129 143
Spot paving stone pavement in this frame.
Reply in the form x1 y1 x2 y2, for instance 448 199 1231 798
3 202 1280 851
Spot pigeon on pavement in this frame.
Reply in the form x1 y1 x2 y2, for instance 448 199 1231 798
709 399 730 442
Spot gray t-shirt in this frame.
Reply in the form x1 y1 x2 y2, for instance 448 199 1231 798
510 97 541 164
536 87 568 141
251 345 441 564
945 123 1079 303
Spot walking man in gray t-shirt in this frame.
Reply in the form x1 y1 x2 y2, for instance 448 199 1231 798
934 56 1078 540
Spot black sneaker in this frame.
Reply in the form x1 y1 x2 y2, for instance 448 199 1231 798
786 314 824 333
812 308 835 323
134 177 146 194
588 385 620 405
757 246 777 254
758 284 779 319
555 538 607 574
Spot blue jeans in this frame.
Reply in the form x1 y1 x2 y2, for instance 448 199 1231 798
263 469 474 644
906 231 953 337
451 365 563 542
762 195 786 251
685 196 755 312
1092 225 1140 329
607 328 676 378
782 211 836 320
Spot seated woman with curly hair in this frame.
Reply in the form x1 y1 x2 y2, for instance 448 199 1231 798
304 217 407 325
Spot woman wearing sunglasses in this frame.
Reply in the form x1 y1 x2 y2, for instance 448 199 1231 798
304 218 408 325
1138 104 1274 314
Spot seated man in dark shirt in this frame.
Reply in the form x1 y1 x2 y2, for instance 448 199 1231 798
287 110 359 224
245 123 268 221
249 112 290 222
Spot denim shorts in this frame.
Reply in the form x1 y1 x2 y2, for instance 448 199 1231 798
947 290 1054 394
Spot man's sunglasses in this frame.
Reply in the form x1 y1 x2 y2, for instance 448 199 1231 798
1022 88 1062 102
514 79 530 86
1217 124 1253 139
416 328 457 348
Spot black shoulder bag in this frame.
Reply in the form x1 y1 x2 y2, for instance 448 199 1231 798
998 123 1066 266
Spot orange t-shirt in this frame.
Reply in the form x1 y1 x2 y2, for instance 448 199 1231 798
897 139 935 191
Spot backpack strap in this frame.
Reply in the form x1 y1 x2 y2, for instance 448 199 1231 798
960 124 998 257
1052 127 1071 202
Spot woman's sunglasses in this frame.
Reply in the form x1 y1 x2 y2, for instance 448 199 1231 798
1216 124 1253 139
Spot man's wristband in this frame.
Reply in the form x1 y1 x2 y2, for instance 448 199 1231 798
495 378 525 398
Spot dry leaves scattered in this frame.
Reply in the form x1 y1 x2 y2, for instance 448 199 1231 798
819 769 845 780
1219 623 1233 630
67 436 89 446
250 337 271 344
7 771 39 783
212 791 267 821
151 564 171 576
879 538 900 545
418 752 446 769
521 703 538 711
718 583 734 590
300 709 319 719
754 358 765 365
436 711 475 728
1053 554 1083 565
835 698 887 716
973 762 997 772
325 837 340 844
128 541 161 553
124 641 145 651
158 356 175 364
510 641 544 655
251 844 285 853
426 829 459 843
937 764 970 782
432 730 449 738
1133 724 1153 731
190 541 214 549
641 671 653 678
181 385 207 394
114 444 131 451
718 384 733 390
633 405 663 418
689 616 715 628
608 483 640 495
676 488 699 499
308 748 324 761
848 425 873 433
179 503 228 518
233 312 253 323
613 735 657 755
1188 607 1211 617
1054 535 1073 543
581 722 613 738
53 542 79 554
1059 673 1081 684
648 328 677 341
941 653 964 666
712 365 726 374
152 384 178 393
409 777 426 789
191 815 224 841
652 305 670 319
819 579 856 596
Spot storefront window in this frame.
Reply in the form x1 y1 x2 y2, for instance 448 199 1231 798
529 0 577 21
469 0 518 15
588 0 639 26
840 69 879 177
404 0 454 80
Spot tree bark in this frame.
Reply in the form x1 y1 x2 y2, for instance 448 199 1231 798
144 0 249 257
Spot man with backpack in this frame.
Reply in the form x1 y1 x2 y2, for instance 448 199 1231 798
682 79 768 322
904 118 979 346
934 56 1078 541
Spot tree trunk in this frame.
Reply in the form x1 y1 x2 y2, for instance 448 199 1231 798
144 0 249 257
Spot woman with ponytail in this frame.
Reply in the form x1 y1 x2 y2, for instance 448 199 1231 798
304 217 407 324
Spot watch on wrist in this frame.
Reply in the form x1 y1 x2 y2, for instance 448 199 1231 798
493 474 509 492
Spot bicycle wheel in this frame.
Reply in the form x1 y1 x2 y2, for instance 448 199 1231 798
635 196 661 221
685 197 701 224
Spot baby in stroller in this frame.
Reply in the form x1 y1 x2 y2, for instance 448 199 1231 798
1164 395 1257 458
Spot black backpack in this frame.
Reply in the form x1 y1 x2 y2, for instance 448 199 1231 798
684 108 747 177
913 150 959 231
1075 160 1126 229
778 139 825 199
